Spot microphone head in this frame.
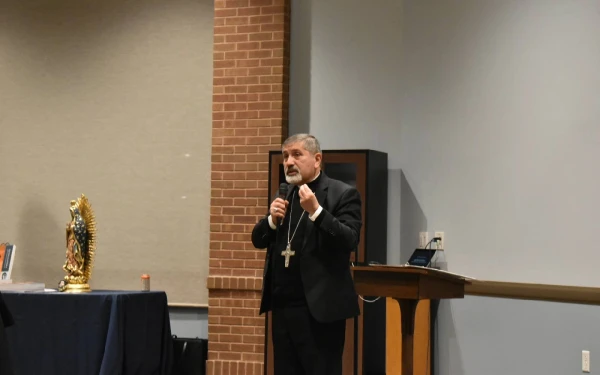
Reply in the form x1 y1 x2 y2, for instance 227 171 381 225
278 183 288 198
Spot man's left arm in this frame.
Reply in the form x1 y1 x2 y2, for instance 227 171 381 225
310 188 362 254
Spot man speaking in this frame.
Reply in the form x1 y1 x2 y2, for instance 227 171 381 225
251 134 362 375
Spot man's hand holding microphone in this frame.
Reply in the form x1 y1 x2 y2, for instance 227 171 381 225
270 183 289 226
270 198 288 226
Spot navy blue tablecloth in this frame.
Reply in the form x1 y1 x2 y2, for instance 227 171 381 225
2 290 173 375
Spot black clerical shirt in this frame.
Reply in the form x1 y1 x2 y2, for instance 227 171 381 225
271 173 322 308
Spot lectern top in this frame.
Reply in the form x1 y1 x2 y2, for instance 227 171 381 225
351 264 474 284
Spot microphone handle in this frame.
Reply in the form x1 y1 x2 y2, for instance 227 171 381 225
278 195 285 226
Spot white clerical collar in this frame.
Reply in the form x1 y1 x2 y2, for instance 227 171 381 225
307 171 321 183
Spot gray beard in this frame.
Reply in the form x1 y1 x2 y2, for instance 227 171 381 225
285 173 302 185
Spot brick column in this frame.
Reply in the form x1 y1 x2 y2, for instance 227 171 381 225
207 0 290 374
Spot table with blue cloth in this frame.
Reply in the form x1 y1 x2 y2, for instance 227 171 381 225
2 290 173 375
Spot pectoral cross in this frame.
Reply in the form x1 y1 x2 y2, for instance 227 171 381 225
281 244 295 268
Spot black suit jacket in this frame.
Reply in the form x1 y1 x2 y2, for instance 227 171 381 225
251 172 362 323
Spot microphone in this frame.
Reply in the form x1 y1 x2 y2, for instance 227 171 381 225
278 183 288 226
278 183 288 199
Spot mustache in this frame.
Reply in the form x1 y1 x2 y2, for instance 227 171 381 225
285 166 299 174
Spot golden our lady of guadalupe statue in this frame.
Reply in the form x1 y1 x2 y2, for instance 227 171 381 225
58 194 97 293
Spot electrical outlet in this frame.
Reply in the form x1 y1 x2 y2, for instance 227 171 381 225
434 232 444 249
419 232 428 248
583 350 590 372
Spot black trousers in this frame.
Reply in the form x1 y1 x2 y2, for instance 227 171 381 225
271 304 346 375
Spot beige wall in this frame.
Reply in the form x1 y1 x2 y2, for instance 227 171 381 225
0 0 213 305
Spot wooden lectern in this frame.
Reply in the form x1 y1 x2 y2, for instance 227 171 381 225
352 265 471 375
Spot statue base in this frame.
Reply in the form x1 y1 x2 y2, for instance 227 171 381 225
58 279 91 293
64 283 91 293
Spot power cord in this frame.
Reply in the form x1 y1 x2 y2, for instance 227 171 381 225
423 236 442 251
351 261 382 303
422 236 442 268
359 294 381 303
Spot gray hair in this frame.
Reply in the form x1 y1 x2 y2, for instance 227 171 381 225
282 133 322 155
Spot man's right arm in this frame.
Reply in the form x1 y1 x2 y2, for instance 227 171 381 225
251 215 277 249
252 195 287 249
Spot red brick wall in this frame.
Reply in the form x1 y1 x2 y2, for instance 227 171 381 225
207 0 290 373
